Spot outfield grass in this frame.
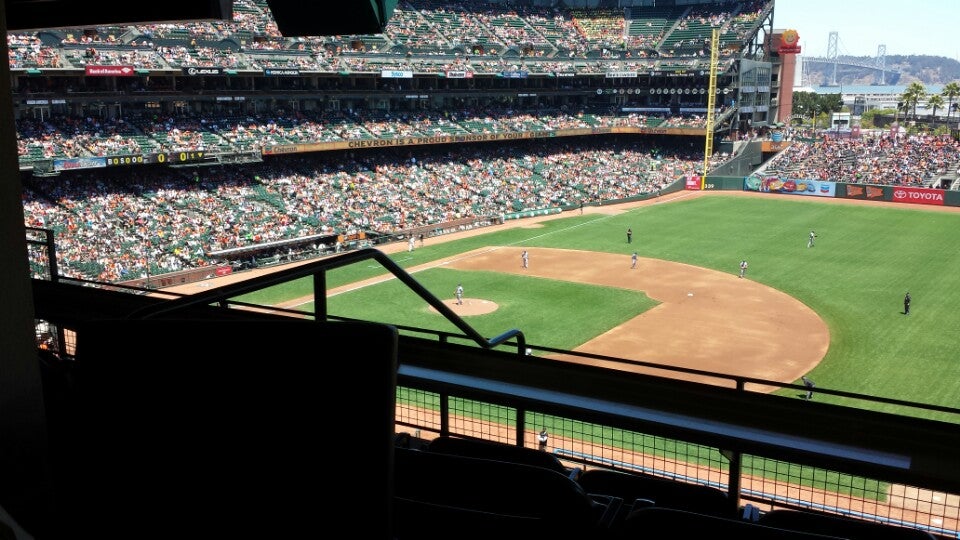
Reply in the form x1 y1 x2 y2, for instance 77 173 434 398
235 194 960 420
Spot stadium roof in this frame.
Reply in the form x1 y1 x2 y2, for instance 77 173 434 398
4 0 395 36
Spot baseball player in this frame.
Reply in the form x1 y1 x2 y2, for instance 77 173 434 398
455 283 463 305
631 252 638 269
739 260 748 278
808 230 817 248
521 250 529 269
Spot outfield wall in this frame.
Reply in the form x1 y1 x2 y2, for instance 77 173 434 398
702 176 745 191
702 173 960 208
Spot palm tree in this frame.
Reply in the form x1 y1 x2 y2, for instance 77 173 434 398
901 81 926 121
927 94 944 119
942 81 960 122
926 94 945 132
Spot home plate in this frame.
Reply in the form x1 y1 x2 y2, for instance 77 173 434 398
687 292 693 296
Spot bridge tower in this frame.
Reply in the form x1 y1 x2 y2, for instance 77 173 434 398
826 31 838 86
875 44 886 85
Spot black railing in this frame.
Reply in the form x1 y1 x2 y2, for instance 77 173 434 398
127 247 527 355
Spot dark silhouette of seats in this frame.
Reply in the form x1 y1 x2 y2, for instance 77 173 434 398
577 466 732 517
620 507 849 539
757 509 937 540
425 435 582 480
393 496 543 539
394 446 621 535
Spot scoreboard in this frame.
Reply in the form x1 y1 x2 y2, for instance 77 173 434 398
54 151 212 172
106 151 209 166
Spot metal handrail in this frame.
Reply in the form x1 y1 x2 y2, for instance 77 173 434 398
127 247 526 354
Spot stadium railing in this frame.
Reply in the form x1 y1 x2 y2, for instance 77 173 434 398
29 246 960 539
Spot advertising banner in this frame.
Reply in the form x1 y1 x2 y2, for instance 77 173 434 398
844 184 885 201
86 65 135 76
892 186 945 206
182 67 223 76
264 68 300 76
744 174 836 197
381 70 413 78
54 156 107 171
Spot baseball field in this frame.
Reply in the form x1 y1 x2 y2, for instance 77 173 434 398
205 190 960 422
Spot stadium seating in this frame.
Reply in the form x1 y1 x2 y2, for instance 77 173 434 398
756 509 938 540
393 496 545 539
619 506 849 539
577 466 732 517
393 446 624 536
422 434 739 524
424 434 583 480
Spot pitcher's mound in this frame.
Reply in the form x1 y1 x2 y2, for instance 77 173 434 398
431 298 500 316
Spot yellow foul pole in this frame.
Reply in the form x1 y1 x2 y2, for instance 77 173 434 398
702 28 719 189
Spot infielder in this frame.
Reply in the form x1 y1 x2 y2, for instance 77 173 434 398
455 283 463 305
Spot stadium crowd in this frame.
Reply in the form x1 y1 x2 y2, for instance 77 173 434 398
7 0 767 73
764 133 960 186
18 102 960 284
23 138 707 282
15 106 728 162
13 0 960 286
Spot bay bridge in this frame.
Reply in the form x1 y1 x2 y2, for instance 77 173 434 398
798 31 900 86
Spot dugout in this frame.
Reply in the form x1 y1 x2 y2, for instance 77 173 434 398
207 232 346 267
117 264 233 289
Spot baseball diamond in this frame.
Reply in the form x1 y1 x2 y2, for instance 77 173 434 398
172 190 840 389
165 188 960 408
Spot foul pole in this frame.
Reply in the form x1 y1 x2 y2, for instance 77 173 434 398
702 28 719 189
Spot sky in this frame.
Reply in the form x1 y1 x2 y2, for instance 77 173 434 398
771 0 959 60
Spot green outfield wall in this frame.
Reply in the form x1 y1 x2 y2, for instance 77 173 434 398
720 172 960 209
702 176 745 191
